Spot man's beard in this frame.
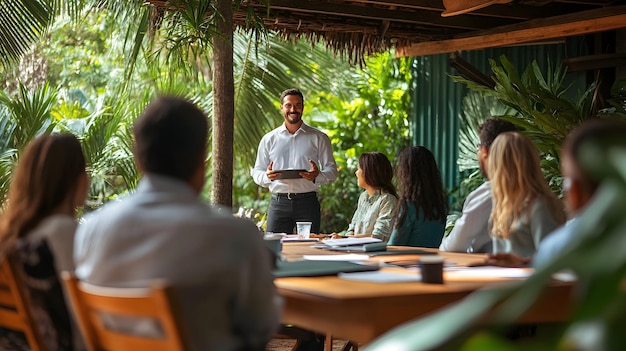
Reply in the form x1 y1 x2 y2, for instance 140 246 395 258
286 113 301 124
479 158 488 179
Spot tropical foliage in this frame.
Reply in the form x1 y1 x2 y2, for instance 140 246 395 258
0 0 55 69
449 91 516 212
0 1 415 235
452 55 598 195
312 53 413 232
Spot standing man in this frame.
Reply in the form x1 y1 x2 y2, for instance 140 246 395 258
439 118 517 253
252 88 338 234
74 96 280 351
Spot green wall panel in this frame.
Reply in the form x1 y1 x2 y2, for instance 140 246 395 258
409 38 587 192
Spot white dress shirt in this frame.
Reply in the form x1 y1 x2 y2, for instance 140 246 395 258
251 123 337 194
74 174 280 351
440 181 493 253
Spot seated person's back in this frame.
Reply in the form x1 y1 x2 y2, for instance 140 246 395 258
74 96 279 351
487 132 565 257
389 146 448 247
440 118 518 253
0 133 89 351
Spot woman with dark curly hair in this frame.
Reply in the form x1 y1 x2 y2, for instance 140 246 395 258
389 146 448 247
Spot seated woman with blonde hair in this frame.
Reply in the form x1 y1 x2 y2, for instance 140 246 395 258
0 133 89 351
488 132 565 257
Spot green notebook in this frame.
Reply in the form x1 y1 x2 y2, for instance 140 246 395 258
274 260 379 278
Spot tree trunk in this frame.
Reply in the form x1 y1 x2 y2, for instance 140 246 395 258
211 0 234 208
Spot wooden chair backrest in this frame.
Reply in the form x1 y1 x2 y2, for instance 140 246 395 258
0 258 44 351
61 272 186 351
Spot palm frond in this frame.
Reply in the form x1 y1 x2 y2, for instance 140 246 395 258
457 92 516 172
0 0 54 69
233 31 355 166
0 148 18 203
0 82 57 151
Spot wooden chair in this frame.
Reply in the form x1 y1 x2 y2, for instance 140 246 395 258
0 258 45 351
61 272 186 351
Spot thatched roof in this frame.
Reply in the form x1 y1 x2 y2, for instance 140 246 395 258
147 0 626 64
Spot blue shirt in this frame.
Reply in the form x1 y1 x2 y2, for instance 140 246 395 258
533 218 580 268
388 202 445 248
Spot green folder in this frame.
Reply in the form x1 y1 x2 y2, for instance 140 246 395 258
274 260 379 278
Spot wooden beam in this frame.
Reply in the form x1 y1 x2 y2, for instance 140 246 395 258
251 0 513 30
563 53 626 72
396 6 626 57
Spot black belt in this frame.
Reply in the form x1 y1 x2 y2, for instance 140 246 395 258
272 192 317 200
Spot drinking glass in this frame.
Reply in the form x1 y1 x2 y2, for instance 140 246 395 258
296 222 312 239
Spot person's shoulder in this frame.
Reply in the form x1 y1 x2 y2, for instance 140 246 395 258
260 125 284 140
77 194 139 235
465 181 491 202
23 214 77 243
200 211 262 243
270 124 288 135
301 123 327 135
474 181 491 193
41 214 77 231
380 192 399 203
528 195 554 214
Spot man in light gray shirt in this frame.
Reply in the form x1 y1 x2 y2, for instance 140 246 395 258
440 118 517 253
75 96 280 351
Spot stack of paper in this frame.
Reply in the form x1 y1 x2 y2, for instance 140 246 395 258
321 237 382 247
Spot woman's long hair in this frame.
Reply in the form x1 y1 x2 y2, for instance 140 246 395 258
488 132 565 239
393 146 448 228
359 152 398 198
0 133 86 259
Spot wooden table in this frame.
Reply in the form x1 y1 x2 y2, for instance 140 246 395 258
275 242 573 347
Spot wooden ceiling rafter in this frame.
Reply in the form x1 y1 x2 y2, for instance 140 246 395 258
145 0 626 62
243 0 516 31
396 5 626 57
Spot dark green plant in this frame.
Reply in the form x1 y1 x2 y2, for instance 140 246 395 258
0 83 58 202
452 55 598 195
0 0 55 69
450 91 516 212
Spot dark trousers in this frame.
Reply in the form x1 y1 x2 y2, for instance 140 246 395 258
266 192 321 234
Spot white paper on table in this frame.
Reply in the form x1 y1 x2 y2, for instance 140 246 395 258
552 270 578 282
321 237 382 247
338 270 421 283
302 254 370 261
445 266 533 279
